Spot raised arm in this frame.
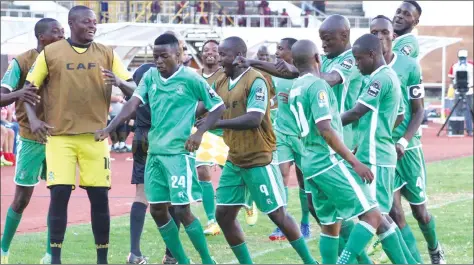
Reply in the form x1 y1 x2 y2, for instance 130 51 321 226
233 56 299 79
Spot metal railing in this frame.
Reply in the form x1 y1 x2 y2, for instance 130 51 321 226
1 8 67 18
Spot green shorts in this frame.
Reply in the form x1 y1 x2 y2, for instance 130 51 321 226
276 131 305 168
394 147 427 205
14 137 46 186
306 161 378 225
216 160 286 214
144 154 202 205
369 165 396 215
195 161 215 168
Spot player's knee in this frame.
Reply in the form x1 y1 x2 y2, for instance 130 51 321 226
11 191 33 213
197 166 211 181
50 185 73 203
360 208 382 231
173 204 191 220
86 187 109 212
149 204 168 220
389 203 406 227
411 204 430 224
216 206 231 226
268 206 287 225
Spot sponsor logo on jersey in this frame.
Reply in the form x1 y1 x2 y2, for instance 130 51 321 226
255 86 265 101
207 85 217 98
341 58 353 70
176 85 184 95
367 80 381 97
318 90 329 107
401 45 412 56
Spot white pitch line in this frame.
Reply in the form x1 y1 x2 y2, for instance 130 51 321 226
223 195 473 264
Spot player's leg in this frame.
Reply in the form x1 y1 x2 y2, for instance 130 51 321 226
145 155 190 264
163 206 180 264
215 161 253 264
295 165 311 238
77 135 112 264
45 136 77 264
163 154 214 264
196 163 220 236
246 164 317 264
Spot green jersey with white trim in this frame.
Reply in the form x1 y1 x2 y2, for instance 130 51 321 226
393 33 419 59
133 66 223 155
1 60 22 91
289 73 343 176
356 65 402 167
390 53 423 148
272 76 299 136
321 50 363 149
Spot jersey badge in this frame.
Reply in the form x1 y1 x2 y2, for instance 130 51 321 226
367 80 381 97
318 90 329 107
401 45 412 56
341 58 353 70
255 86 265 101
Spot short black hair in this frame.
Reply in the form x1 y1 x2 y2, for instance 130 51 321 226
34 18 58 38
404 1 422 16
154 33 179 46
223 36 247 56
372 15 393 23
281 38 298 49
202 39 219 49
68 5 92 20
133 63 155 85
353 34 382 54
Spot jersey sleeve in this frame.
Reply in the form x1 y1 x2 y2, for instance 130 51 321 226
398 43 416 58
357 77 383 111
407 62 425 100
25 51 48 87
132 70 151 104
309 82 332 124
1 59 21 91
330 54 356 84
247 78 268 114
397 95 405 115
193 76 223 112
112 51 133 81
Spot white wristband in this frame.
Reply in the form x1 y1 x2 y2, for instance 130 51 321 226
397 137 408 149
270 99 275 107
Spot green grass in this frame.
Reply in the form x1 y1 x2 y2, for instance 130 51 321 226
5 157 473 264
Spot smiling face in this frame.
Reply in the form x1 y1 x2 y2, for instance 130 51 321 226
370 18 394 56
69 9 97 43
218 40 239 76
202 41 219 66
393 2 419 34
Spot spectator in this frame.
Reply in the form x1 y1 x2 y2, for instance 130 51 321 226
256 45 271 62
197 0 210 24
1 105 15 165
150 0 161 23
237 0 246 26
263 2 272 27
100 1 109 23
175 0 187 24
313 0 326 15
109 87 132 152
280 8 289 27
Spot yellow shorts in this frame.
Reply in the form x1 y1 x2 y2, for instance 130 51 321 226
45 134 111 189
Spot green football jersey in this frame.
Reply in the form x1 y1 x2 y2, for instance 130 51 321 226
356 65 402 167
289 73 343 175
134 66 224 155
321 49 363 149
390 53 423 148
272 76 299 136
393 33 419 59
201 69 225 137
1 59 21 91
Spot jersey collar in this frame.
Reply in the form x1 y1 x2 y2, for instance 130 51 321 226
229 67 250 86
393 32 415 45
388 52 398 68
160 65 183 82
370 65 389 78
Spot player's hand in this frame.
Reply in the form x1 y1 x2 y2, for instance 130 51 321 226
101 67 122 87
95 128 110 142
353 161 374 184
233 56 250 68
30 118 53 143
278 92 289 103
275 59 298 75
185 132 203 152
15 83 40 106
395 143 405 160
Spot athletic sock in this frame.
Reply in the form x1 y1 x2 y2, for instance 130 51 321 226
1 207 22 253
379 226 408 264
130 202 147 256
46 216 52 255
339 220 371 264
299 189 310 224
96 243 109 264
49 186 72 264
158 219 189 264
185 219 214 264
230 242 253 264
401 224 423 263
200 181 216 223
418 214 439 250
290 236 317 264
320 233 339 264
337 221 376 264
87 188 110 264
394 224 418 264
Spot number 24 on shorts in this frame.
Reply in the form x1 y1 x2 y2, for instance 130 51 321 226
172 175 186 188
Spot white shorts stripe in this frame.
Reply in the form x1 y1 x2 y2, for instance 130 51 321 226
339 163 371 211
369 165 377 200
266 165 284 207
185 156 194 202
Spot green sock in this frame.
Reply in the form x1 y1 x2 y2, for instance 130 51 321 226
200 181 216 222
337 221 376 264
290 236 317 264
379 227 408 264
299 189 310 224
284 186 289 206
185 219 214 264
1 207 22 253
401 224 423 263
231 242 253 264
158 219 190 264
394 225 418 264
320 234 339 264
418 214 439 250
339 220 371 264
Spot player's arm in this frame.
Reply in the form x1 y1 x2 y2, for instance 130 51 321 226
320 71 343 87
342 78 382 126
195 83 218 118
322 56 356 87
102 51 136 97
341 103 370 126
193 80 226 134
233 56 298 79
215 78 267 130
1 60 40 107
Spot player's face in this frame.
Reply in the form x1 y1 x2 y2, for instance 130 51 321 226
70 10 97 43
257 49 270 62
319 29 345 59
202 42 219 66
275 40 292 63
218 43 238 76
393 2 419 33
41 21 65 46
353 47 374 76
153 44 180 77
370 19 394 55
